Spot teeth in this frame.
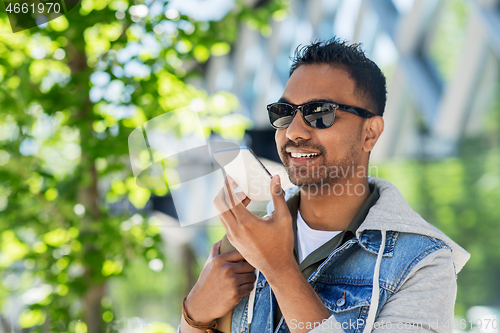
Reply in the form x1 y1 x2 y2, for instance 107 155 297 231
290 152 319 158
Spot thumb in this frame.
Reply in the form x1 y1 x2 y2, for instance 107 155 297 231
207 240 221 263
270 175 287 216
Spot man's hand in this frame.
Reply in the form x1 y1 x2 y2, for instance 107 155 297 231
213 175 331 333
183 240 256 324
213 175 296 277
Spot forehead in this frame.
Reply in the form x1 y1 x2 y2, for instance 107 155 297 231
281 64 364 108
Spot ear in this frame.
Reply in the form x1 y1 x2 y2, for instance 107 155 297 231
362 116 384 152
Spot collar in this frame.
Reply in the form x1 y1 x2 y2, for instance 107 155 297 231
285 183 380 277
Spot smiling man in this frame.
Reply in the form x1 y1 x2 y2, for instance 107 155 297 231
180 39 470 333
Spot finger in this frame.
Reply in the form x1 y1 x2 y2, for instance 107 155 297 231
218 249 245 262
270 175 287 217
242 196 251 207
213 185 231 215
229 176 239 191
230 180 251 206
229 260 256 273
204 240 221 268
224 175 243 210
211 240 222 258
237 282 256 297
214 186 245 236
215 177 248 228
234 272 257 285
235 191 251 207
224 176 256 220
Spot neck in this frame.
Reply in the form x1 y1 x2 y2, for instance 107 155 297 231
298 177 370 231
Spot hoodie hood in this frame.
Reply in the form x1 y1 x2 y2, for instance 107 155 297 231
364 177 470 273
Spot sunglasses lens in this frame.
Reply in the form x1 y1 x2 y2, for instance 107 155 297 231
303 103 336 129
268 102 336 129
268 104 295 129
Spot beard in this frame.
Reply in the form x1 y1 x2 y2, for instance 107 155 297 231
280 140 361 188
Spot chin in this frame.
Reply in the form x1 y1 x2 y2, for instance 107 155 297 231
288 175 343 187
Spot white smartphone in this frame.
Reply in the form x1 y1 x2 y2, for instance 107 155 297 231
213 146 274 201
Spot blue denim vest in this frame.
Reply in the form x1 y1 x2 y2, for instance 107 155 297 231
230 230 451 333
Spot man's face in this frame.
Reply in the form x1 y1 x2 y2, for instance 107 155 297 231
275 64 371 187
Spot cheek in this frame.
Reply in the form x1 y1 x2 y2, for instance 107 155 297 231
275 130 288 162
275 130 286 150
320 131 360 158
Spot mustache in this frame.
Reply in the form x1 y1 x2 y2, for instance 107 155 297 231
280 140 326 156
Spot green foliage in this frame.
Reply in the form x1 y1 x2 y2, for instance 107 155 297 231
0 0 285 331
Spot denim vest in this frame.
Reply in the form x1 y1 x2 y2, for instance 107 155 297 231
230 230 451 333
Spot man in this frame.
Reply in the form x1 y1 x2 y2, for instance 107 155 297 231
180 39 469 333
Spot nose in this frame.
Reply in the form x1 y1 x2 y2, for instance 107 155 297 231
286 109 312 142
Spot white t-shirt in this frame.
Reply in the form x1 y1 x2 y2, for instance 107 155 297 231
296 210 341 263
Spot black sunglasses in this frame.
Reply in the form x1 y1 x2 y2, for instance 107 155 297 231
267 101 376 129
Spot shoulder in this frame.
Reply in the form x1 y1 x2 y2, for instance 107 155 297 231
327 230 454 290
359 230 454 290
359 230 451 259
392 232 454 287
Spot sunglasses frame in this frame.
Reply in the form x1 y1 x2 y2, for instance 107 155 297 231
267 100 377 129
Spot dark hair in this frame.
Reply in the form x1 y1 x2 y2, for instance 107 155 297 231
289 38 387 117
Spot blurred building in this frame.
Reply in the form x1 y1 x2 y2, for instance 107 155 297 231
202 0 500 162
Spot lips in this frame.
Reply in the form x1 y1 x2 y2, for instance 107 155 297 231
283 143 324 165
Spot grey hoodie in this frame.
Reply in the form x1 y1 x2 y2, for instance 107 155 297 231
269 177 470 333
